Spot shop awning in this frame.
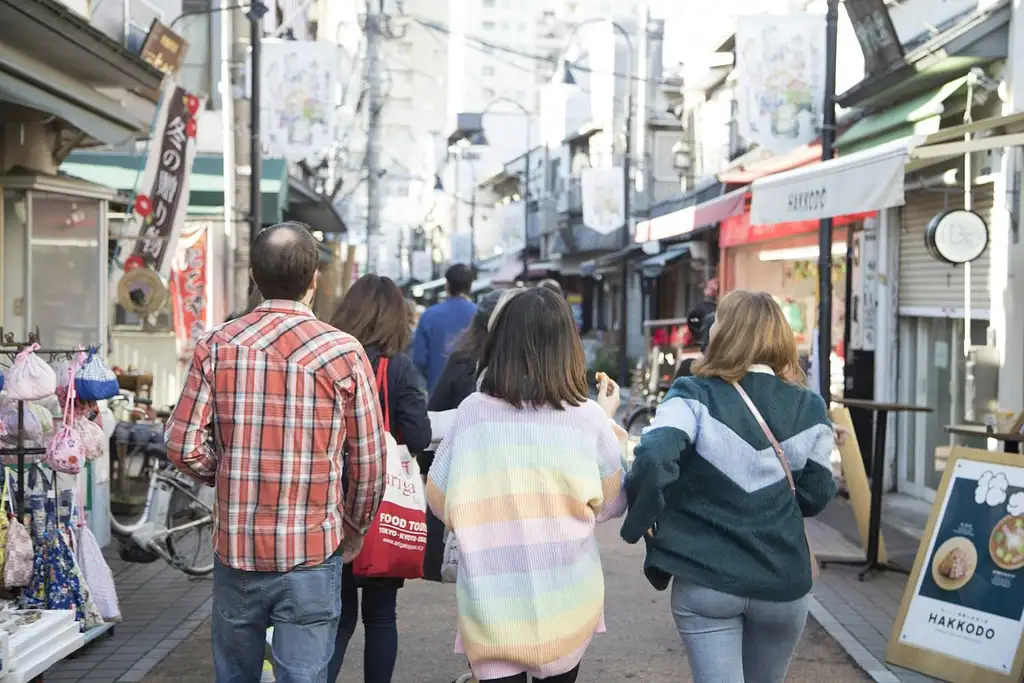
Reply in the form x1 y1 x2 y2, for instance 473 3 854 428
751 112 1024 225
635 187 748 243
640 245 690 277
836 77 969 154
0 49 149 146
284 177 346 234
411 277 447 297
61 152 290 225
580 244 645 277
718 143 822 184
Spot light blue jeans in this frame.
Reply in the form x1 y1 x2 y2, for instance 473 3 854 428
211 554 343 683
671 579 809 683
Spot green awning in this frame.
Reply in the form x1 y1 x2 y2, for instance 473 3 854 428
60 152 289 225
837 77 969 154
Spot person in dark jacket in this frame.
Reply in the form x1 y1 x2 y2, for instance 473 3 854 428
427 289 506 412
328 274 431 683
674 300 717 381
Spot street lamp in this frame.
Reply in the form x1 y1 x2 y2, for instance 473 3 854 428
557 19 635 389
449 99 533 280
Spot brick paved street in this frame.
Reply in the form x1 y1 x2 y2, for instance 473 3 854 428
141 523 871 683
45 547 212 683
38 488 941 683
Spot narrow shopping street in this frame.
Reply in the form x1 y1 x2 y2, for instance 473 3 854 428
138 525 870 683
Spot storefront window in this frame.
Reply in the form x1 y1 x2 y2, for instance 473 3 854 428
29 192 102 349
1 189 28 339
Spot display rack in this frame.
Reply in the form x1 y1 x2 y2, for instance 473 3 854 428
0 327 93 520
0 327 117 676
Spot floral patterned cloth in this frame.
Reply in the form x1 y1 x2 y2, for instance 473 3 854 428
21 488 102 630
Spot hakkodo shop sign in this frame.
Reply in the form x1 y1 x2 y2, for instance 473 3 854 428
750 136 914 226
887 447 1024 682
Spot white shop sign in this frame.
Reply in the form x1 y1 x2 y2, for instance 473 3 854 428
750 136 921 225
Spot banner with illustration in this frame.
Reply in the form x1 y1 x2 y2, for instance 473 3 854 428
260 40 339 163
169 223 210 357
114 79 203 281
735 14 824 153
581 167 625 236
888 447 1024 682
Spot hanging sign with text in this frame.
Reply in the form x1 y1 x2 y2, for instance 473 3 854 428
123 80 204 279
887 447 1024 682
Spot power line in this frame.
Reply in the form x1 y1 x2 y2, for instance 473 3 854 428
410 17 677 88
408 18 680 121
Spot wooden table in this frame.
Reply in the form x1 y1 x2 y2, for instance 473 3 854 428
945 424 1024 454
828 398 933 580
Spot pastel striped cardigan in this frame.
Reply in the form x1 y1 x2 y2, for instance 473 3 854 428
426 393 627 679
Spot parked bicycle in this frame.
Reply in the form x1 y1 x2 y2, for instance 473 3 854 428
622 318 702 438
108 392 214 576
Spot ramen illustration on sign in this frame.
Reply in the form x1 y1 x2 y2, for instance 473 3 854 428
990 515 1024 571
931 536 978 591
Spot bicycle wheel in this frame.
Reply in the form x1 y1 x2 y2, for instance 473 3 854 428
165 480 215 576
625 406 654 439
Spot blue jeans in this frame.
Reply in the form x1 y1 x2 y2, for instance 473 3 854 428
212 555 343 683
326 563 399 683
670 579 808 683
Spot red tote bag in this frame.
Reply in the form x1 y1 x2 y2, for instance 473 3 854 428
352 358 428 579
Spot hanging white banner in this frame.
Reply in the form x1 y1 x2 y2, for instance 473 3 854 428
736 14 825 153
260 40 339 163
581 167 624 235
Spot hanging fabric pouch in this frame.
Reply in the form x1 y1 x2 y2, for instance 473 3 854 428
46 366 84 475
5 344 57 401
74 351 119 401
0 400 42 444
0 471 11 575
4 475 33 589
74 418 105 462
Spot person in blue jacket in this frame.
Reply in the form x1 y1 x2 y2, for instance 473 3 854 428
412 264 477 395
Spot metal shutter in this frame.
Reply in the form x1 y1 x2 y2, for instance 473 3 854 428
898 189 993 313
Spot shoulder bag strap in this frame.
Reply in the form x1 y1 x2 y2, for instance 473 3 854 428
732 382 796 492
375 357 392 434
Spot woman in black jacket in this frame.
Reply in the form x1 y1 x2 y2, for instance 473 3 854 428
427 288 507 412
328 274 431 683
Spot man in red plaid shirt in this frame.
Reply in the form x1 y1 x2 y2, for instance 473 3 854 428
166 222 386 683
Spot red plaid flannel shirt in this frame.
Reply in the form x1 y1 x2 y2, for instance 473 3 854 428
165 300 387 572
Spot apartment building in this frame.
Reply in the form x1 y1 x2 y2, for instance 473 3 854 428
442 0 647 264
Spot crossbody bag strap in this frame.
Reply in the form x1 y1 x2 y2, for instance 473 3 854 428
374 357 392 434
731 382 796 492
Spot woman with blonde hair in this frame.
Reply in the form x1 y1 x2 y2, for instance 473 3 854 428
622 290 837 683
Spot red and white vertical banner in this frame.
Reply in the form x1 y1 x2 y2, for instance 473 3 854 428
169 223 210 358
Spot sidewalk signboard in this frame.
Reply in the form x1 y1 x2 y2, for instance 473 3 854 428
887 446 1024 682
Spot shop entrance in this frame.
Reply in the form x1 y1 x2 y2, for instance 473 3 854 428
896 315 990 500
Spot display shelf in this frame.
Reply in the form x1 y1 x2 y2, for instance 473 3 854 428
80 621 114 645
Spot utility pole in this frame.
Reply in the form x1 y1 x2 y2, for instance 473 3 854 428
816 0 839 399
617 27 637 392
365 0 385 273
220 0 236 316
250 4 263 264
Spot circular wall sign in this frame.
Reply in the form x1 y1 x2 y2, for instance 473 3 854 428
117 267 168 316
924 209 989 264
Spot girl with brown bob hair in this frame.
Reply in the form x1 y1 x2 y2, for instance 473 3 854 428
623 289 837 683
426 287 627 683
326 273 431 683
